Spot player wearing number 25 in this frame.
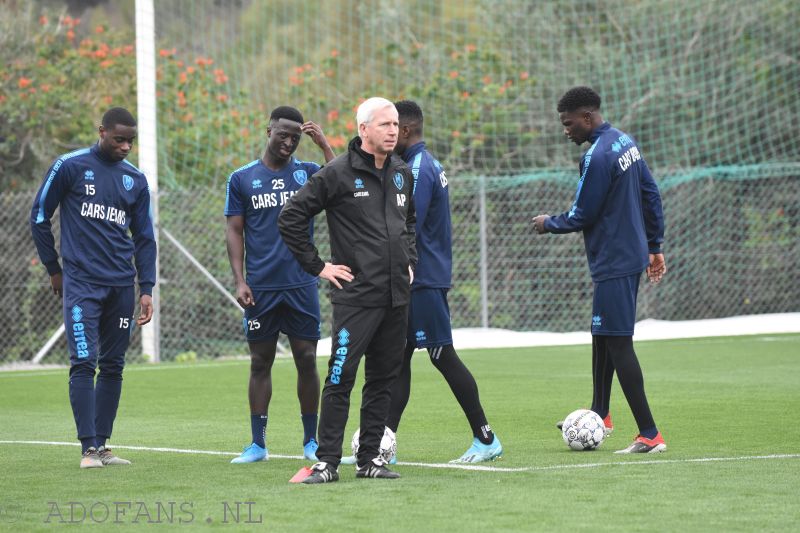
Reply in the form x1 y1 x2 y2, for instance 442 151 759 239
30 107 157 469
224 106 334 464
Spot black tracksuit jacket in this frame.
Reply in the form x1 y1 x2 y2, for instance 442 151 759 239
278 137 417 308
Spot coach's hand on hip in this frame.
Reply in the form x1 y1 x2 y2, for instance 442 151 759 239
319 262 354 290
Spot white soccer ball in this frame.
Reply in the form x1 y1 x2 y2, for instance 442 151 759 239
351 426 397 463
561 409 606 451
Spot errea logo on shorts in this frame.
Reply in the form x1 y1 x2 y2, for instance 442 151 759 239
592 315 602 328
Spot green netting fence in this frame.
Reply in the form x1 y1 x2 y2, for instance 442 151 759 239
1 0 798 363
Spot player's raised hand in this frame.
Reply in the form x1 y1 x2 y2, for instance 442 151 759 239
319 262 354 290
302 121 335 162
646 253 667 284
532 214 550 234
302 121 327 147
235 281 255 308
137 294 153 325
50 272 63 298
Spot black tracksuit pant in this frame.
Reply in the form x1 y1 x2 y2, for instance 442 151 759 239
316 303 408 468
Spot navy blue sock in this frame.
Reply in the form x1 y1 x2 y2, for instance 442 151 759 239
69 373 96 452
80 437 97 454
251 414 267 448
301 413 318 445
640 426 659 439
95 375 122 447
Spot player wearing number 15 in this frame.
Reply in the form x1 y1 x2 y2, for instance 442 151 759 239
224 106 334 464
30 107 157 469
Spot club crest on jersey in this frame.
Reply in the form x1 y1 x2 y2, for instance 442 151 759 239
122 174 134 191
354 178 365 189
293 169 308 185
84 170 95 180
393 172 404 190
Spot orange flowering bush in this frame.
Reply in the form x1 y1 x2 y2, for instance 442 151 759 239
154 49 261 187
2 8 535 189
0 9 259 189
0 13 137 188
397 42 536 176
283 41 535 176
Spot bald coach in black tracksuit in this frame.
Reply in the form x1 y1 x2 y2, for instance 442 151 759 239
279 117 416 478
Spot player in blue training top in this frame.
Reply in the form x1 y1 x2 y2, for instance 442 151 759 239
533 86 668 454
225 106 334 463
388 100 502 463
30 107 157 469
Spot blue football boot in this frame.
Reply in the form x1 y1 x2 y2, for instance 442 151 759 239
230 443 268 463
449 435 503 463
303 439 319 461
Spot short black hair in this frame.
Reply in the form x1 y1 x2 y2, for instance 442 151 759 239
269 106 304 125
557 86 601 113
395 100 423 135
102 107 137 129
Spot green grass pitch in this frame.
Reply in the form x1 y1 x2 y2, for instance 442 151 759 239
1 334 799 531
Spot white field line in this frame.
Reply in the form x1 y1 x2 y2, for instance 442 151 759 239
1 440 798 473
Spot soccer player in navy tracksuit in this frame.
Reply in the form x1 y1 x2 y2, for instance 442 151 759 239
225 106 334 464
386 100 502 463
533 86 668 454
30 107 157 468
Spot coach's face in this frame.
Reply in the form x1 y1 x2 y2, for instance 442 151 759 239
360 105 399 156
267 118 303 161
559 109 594 145
99 124 137 162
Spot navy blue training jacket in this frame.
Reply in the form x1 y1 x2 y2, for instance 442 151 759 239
30 144 157 294
404 142 452 290
544 122 664 282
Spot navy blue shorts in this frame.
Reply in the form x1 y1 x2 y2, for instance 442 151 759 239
591 273 640 336
243 283 321 342
407 288 453 348
63 276 135 369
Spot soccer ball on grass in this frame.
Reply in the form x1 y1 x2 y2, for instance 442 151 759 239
351 426 397 463
561 409 605 450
